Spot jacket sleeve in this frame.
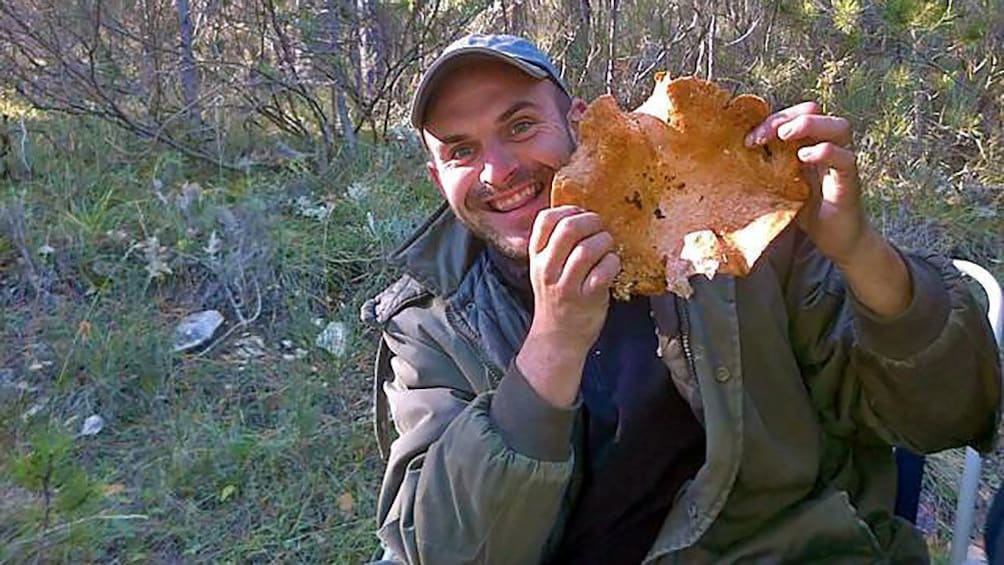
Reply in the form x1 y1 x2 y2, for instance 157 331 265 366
779 228 1001 453
375 308 577 564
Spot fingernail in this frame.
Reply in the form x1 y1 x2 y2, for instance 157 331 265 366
745 132 757 147
778 124 793 140
797 147 812 160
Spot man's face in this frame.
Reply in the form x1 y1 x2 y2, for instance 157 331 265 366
421 60 585 259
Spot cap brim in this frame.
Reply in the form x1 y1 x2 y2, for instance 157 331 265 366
410 47 550 130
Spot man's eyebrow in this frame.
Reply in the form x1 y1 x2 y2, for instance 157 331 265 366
432 101 541 147
497 100 539 124
438 133 469 145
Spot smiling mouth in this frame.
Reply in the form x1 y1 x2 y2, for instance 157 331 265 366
487 182 545 212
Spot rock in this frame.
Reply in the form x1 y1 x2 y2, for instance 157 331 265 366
78 414 104 437
315 321 348 357
233 334 266 360
282 348 308 361
22 400 45 421
173 310 224 352
28 360 53 372
177 181 202 211
293 195 332 220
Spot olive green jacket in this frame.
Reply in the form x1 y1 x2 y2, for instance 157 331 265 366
361 204 1001 564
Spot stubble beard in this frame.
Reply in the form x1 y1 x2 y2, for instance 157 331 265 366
455 187 537 260
456 120 577 261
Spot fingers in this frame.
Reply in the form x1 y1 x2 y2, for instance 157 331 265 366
582 252 621 296
777 115 852 147
560 231 615 290
533 210 605 284
746 101 821 146
797 142 861 204
529 205 620 298
530 205 583 255
797 142 856 171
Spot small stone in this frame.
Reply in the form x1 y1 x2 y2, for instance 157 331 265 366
233 334 266 360
280 339 294 349
79 414 104 436
38 244 55 257
315 321 348 357
282 348 308 361
177 181 202 211
28 360 53 372
173 310 224 352
22 400 45 420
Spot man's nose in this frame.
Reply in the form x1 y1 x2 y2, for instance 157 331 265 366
479 141 518 190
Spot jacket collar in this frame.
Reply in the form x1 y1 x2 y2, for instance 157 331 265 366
390 202 485 298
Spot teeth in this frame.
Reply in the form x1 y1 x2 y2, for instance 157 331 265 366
493 184 540 211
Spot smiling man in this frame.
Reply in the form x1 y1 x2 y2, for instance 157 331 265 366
362 34 1001 564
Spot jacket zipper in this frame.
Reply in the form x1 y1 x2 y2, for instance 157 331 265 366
445 302 506 389
675 296 697 382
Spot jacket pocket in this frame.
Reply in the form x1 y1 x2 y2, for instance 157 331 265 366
785 490 885 564
692 489 887 565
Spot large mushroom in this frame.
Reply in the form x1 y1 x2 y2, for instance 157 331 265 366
552 74 811 299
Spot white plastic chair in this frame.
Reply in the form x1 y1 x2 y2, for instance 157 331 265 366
949 260 1003 565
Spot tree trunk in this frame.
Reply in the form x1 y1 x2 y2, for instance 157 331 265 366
141 0 164 118
706 8 715 80
605 0 620 98
357 0 384 100
325 0 356 152
175 0 202 126
564 0 591 87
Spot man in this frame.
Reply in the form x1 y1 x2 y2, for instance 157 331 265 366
361 33 1001 563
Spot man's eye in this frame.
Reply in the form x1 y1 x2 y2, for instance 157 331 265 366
511 121 533 135
450 146 473 160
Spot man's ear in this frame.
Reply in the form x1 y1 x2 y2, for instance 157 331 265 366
426 161 446 198
566 97 589 144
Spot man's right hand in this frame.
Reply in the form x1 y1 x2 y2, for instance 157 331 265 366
515 205 621 408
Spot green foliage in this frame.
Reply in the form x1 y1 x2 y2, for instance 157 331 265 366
0 116 437 561
832 0 863 34
0 0 1000 561
9 425 98 521
882 0 951 31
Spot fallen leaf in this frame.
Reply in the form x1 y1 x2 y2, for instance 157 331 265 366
102 483 126 496
338 492 354 514
220 484 237 502
77 320 93 341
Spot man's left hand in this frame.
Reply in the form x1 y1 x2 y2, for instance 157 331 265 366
746 102 912 318
746 101 869 268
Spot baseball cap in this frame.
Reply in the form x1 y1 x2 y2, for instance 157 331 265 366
410 33 570 130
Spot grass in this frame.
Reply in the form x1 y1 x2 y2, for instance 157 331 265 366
0 84 1001 562
0 115 439 562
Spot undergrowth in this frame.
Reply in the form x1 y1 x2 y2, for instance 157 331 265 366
0 115 437 562
0 51 1001 560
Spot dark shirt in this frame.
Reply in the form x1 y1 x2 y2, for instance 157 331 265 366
488 248 706 565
